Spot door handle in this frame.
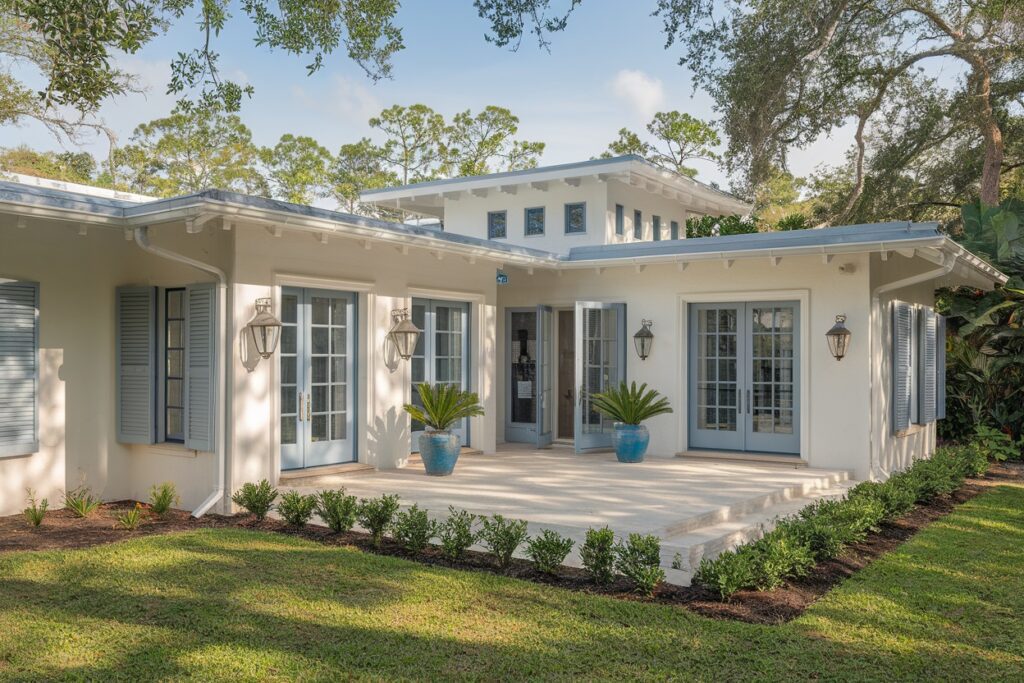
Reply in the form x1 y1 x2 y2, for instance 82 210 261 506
578 384 585 406
297 392 303 422
747 389 751 415
306 393 312 421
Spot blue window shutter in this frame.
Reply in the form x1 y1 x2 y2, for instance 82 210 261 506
0 281 40 456
892 301 912 433
633 210 642 239
936 314 947 420
116 286 157 444
918 308 937 424
184 282 218 452
615 204 624 235
670 220 679 240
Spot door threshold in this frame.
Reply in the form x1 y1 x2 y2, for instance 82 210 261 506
279 461 373 482
676 450 807 467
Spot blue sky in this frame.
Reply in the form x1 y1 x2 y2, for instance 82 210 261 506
2 0 845 190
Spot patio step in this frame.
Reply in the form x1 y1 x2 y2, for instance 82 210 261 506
661 476 858 581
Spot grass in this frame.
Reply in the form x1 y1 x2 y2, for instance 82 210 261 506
1 486 1023 681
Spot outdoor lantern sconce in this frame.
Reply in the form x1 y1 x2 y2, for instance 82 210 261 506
633 319 654 361
248 298 282 360
388 308 421 361
826 314 851 361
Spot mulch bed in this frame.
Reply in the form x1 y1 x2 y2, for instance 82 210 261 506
2 462 1022 625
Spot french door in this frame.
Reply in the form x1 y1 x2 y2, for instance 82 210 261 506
688 302 800 455
574 301 627 452
280 287 357 470
506 305 554 447
410 299 470 451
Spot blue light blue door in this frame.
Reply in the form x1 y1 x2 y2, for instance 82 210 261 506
574 301 627 452
411 299 470 451
505 305 554 447
688 302 799 455
280 288 357 470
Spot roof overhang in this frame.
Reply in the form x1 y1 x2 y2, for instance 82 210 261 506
359 156 752 218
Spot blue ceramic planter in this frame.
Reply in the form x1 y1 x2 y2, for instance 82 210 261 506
419 431 462 476
612 423 649 463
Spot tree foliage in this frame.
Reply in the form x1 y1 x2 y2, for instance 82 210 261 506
0 145 97 183
260 134 333 205
329 138 400 214
109 101 266 197
444 105 544 176
601 111 719 178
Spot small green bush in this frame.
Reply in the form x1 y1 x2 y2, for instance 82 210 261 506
580 526 617 584
278 491 316 527
63 486 102 518
479 514 529 572
973 425 1021 462
909 455 962 503
115 503 145 531
357 494 401 549
438 507 478 560
23 489 48 527
149 482 179 516
525 529 574 575
392 504 438 553
957 442 991 478
314 489 358 533
614 533 665 596
694 549 756 600
231 480 278 521
748 528 815 591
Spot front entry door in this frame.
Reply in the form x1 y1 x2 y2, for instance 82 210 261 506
574 301 626 452
280 287 357 470
688 302 799 455
506 305 554 447
410 299 470 451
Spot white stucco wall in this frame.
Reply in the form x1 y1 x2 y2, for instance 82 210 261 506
0 217 229 515
605 181 697 243
495 252 875 477
227 223 500 500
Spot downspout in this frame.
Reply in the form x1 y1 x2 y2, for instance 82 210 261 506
868 252 956 480
133 225 228 517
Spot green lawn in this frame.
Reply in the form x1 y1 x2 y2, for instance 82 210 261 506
2 486 1023 681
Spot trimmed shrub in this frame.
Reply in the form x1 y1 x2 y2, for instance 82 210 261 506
694 549 756 601
525 529 574 575
231 480 278 521
357 494 401 549
63 486 102 518
392 504 438 553
957 442 991 478
438 507 478 560
614 533 665 596
973 425 1021 462
849 477 916 521
23 489 48 527
314 489 358 533
748 528 815 591
278 491 316 527
149 482 179 516
580 526 616 585
479 514 529 572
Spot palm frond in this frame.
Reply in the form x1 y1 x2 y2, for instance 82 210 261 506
403 383 485 431
590 381 672 425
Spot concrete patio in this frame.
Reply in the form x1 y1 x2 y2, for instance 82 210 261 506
283 443 857 584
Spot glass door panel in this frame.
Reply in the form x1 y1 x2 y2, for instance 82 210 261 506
688 304 745 451
410 299 470 451
745 302 799 454
280 287 356 470
504 305 554 446
574 301 626 452
537 305 553 447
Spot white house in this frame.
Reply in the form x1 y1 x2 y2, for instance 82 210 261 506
0 156 1006 517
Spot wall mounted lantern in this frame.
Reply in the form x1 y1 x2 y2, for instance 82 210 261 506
633 319 654 361
248 297 282 359
388 308 421 361
825 314 851 361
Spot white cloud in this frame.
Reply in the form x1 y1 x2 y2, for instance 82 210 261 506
330 75 383 125
610 69 665 121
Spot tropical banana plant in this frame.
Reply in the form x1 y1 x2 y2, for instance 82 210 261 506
589 382 672 425
403 383 484 432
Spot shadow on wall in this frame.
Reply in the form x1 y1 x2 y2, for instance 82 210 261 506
239 326 261 374
367 407 409 470
382 335 401 374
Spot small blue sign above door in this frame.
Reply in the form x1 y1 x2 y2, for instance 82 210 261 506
496 269 509 285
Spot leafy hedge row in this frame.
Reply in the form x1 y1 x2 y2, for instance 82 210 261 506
694 443 989 600
231 485 667 595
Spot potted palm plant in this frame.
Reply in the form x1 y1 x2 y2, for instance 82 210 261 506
590 382 673 463
403 383 485 476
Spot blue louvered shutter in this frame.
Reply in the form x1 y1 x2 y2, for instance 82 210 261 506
0 281 40 456
918 308 937 424
892 301 913 433
936 315 947 420
184 283 217 452
116 286 157 444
